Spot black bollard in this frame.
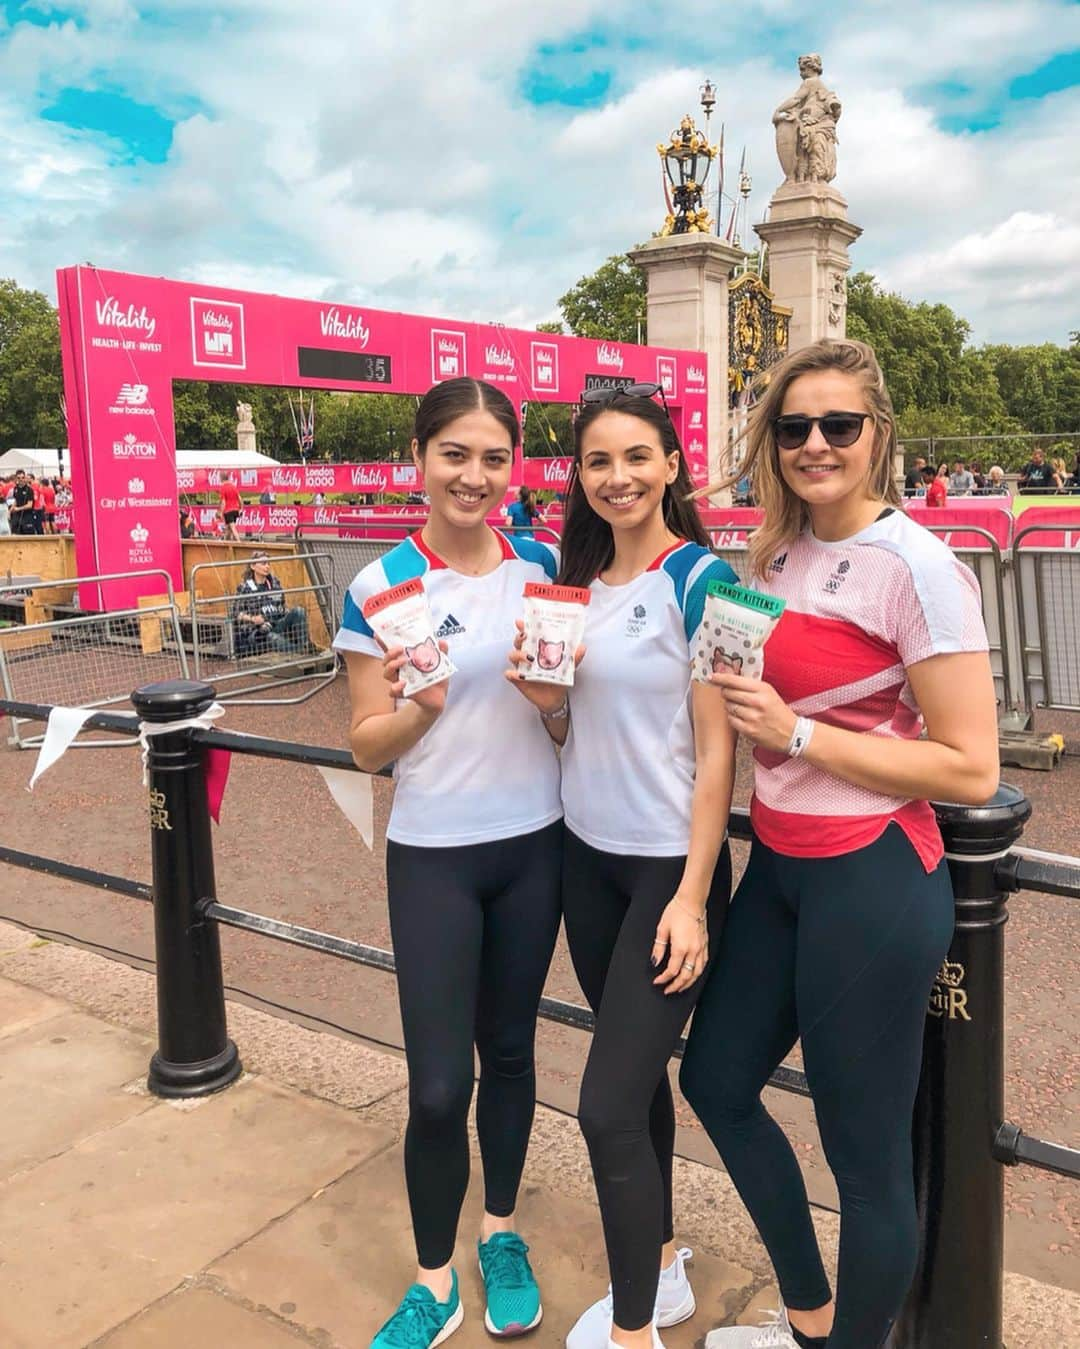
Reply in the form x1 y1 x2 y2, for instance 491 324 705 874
131 679 242 1098
893 785 1031 1348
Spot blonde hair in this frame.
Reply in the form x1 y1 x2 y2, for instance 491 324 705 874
705 338 901 577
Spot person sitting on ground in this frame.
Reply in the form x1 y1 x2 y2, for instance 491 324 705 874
922 464 947 507
234 553 311 656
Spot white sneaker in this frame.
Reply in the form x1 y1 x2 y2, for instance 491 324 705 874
704 1304 798 1348
565 1248 695 1349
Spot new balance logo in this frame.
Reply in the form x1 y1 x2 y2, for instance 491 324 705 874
434 613 466 638
116 384 149 405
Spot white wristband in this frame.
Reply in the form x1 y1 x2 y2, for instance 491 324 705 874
787 716 815 758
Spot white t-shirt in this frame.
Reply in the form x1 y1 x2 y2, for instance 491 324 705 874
560 541 738 857
333 530 563 848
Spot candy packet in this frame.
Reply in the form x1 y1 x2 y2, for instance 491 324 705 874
361 577 457 696
520 582 591 687
691 579 786 683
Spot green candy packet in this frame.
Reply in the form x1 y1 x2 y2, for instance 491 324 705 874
692 579 787 683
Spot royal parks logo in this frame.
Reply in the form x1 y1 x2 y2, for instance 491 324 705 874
128 520 153 565
112 433 157 459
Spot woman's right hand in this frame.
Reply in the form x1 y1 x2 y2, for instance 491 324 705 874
382 642 450 718
504 618 585 715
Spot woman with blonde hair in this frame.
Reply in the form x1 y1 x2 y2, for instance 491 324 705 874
680 339 998 1349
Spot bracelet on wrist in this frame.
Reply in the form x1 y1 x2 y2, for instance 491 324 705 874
673 896 707 926
539 697 570 723
787 716 815 758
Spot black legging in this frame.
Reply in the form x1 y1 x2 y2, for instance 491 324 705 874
680 824 953 1349
386 819 563 1269
563 830 731 1330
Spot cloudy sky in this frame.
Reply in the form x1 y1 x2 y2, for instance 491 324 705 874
1 0 1078 346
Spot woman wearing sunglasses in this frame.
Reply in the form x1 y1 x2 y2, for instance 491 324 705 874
510 385 737 1349
679 339 998 1349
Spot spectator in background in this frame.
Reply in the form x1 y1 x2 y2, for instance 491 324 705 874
218 472 242 540
969 461 988 492
987 466 1008 494
234 553 311 657
904 455 927 495
259 485 276 505
0 485 10 535
1069 453 1080 490
179 506 196 539
1018 448 1055 493
504 484 541 539
28 475 45 534
41 477 57 534
10 470 34 534
923 464 947 507
1050 458 1067 491
949 460 975 495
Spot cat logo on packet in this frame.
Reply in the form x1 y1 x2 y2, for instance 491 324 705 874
521 582 590 688
362 577 457 697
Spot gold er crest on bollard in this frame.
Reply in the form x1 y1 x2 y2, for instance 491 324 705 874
148 787 173 832
928 959 971 1022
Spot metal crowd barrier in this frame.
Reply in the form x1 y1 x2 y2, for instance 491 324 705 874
188 555 337 705
1 680 1077 1347
1013 523 1080 714
0 568 187 748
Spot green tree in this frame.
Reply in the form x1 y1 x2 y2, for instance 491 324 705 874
0 279 65 450
549 254 647 343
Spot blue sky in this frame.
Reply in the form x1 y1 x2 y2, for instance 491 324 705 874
1 0 1079 345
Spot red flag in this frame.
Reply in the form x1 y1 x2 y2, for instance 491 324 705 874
204 748 232 823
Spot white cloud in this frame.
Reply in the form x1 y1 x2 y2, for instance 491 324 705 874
0 0 1077 345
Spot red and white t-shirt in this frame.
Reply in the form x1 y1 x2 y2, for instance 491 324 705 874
751 510 988 872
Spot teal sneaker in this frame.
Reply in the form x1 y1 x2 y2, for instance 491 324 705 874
371 1270 463 1348
478 1232 542 1336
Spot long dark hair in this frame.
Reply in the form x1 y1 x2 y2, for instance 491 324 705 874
557 396 709 587
414 377 520 454
518 484 538 519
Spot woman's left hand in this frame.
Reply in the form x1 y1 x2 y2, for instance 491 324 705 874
652 896 709 995
710 672 798 753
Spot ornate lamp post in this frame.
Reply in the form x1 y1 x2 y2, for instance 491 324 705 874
657 113 717 236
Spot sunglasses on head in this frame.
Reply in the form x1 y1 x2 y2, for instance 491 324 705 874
772 412 871 451
580 381 672 419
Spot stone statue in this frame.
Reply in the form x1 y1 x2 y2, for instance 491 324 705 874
236 402 254 429
772 54 842 184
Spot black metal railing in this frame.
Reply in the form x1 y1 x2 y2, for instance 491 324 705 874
3 680 1079 1349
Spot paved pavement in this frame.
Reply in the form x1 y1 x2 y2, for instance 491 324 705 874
0 918 1076 1348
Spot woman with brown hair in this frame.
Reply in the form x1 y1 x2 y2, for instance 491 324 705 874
680 339 998 1349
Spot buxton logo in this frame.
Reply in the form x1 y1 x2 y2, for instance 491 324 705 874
127 477 146 494
113 433 156 458
95 297 157 340
484 345 514 369
686 365 705 385
129 522 149 545
596 343 624 371
320 308 370 346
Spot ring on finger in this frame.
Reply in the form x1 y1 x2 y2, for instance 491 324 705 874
682 961 695 972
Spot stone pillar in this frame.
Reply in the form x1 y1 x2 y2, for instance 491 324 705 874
236 403 257 455
754 183 861 351
628 233 744 491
